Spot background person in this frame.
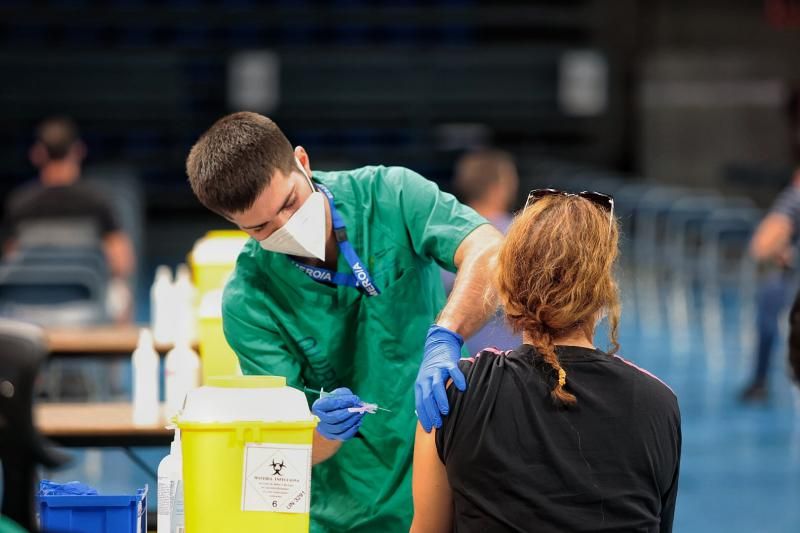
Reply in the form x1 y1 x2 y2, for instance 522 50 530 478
1 116 135 321
442 148 521 354
2 116 134 281
741 170 800 401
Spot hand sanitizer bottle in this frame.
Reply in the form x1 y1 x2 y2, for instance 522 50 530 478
132 328 159 426
151 265 175 345
164 331 201 420
174 263 197 345
158 431 185 533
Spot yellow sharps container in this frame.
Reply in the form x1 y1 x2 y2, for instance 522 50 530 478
189 230 249 383
178 376 318 533
197 290 240 382
189 230 248 295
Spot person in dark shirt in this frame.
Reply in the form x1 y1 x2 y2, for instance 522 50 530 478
1 117 134 319
441 149 521 354
742 88 800 401
412 190 681 533
740 171 800 401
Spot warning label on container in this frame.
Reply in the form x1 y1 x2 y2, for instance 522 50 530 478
242 443 312 513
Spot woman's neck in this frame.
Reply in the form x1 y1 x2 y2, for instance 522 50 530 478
523 330 595 350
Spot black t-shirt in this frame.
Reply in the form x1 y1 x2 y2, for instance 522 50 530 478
2 182 119 244
436 345 681 533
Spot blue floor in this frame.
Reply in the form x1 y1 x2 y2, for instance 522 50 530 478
43 282 800 532
612 286 800 533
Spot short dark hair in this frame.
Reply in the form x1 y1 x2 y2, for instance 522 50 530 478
36 116 80 160
453 149 516 204
186 112 295 214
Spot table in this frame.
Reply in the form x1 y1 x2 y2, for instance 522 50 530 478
45 325 196 357
43 325 197 401
36 402 172 478
36 402 172 447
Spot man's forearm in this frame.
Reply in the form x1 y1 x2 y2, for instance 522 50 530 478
750 213 793 263
436 227 502 339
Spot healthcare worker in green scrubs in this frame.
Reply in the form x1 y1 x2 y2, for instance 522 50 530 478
186 112 503 532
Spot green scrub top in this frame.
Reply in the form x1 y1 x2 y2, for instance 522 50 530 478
0 516 27 533
222 165 487 532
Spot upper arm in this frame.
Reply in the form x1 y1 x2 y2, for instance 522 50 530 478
388 167 488 271
452 223 503 271
222 289 304 388
412 359 477 532
91 202 119 237
411 423 453 533
103 231 135 277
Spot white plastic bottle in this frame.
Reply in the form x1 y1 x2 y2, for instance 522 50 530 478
164 334 201 420
151 265 175 345
173 263 197 345
157 431 185 533
132 328 160 426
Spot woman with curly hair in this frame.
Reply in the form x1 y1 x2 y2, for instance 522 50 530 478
411 190 681 533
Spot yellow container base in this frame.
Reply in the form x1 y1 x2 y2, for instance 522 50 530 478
179 420 317 533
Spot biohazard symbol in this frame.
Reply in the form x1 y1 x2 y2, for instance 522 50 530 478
271 459 286 476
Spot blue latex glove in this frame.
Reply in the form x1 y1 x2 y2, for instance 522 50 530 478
415 325 467 432
39 480 98 496
311 387 365 441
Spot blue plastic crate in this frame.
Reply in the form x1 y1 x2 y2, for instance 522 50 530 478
38 486 147 533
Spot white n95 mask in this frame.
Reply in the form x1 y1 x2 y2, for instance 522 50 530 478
258 163 327 260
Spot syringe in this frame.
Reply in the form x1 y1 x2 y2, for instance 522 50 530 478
303 386 392 413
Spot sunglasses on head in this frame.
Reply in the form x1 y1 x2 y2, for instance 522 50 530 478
524 188 615 234
525 189 614 211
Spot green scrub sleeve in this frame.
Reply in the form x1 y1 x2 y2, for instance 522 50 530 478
389 167 488 272
222 306 304 390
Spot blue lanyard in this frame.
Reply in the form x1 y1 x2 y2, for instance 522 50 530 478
290 182 380 297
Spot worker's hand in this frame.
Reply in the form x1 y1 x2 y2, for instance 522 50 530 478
415 325 466 433
312 387 365 441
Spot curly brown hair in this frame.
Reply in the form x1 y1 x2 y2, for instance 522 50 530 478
494 193 621 407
